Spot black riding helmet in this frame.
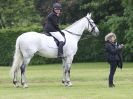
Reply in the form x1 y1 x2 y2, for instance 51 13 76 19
53 3 62 10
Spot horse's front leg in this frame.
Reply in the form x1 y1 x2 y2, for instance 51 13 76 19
64 63 72 87
63 56 73 87
62 58 66 84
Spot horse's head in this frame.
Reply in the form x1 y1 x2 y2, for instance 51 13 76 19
85 13 99 36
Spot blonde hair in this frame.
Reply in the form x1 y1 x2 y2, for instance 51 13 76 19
105 32 116 41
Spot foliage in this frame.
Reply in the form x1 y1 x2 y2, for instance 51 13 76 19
0 0 133 65
0 0 41 28
105 0 133 61
0 25 42 65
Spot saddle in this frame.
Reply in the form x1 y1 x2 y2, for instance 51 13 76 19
44 32 66 47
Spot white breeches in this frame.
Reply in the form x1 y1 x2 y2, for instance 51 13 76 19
50 32 65 42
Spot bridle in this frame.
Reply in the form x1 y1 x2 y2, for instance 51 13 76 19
85 17 97 33
64 17 96 37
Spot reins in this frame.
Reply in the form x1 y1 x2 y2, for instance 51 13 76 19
64 17 95 41
64 30 92 41
64 30 82 36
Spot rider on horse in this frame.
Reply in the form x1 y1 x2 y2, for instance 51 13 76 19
44 3 65 58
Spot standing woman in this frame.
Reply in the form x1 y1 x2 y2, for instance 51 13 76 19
44 2 65 58
105 32 124 87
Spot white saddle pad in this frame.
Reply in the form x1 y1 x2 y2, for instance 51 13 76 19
45 36 58 49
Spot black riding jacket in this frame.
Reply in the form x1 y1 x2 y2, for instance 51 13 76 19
44 12 61 33
105 41 123 68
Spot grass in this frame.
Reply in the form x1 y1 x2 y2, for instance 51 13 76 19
0 62 133 99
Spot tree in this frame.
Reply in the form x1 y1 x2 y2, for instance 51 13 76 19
0 0 40 28
122 0 133 61
105 0 133 61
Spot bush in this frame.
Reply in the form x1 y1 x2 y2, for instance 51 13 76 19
0 25 42 66
1 22 131 66
0 24 105 66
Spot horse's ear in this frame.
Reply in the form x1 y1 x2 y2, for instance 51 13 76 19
87 13 92 18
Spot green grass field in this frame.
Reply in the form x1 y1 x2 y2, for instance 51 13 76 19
0 62 133 99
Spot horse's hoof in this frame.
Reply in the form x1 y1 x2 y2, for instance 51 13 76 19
65 84 72 87
13 84 19 88
23 84 28 88
68 82 73 87
64 82 72 87
66 83 72 87
13 81 19 88
62 80 65 84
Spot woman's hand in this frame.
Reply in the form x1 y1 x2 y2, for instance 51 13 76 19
118 44 124 49
121 44 124 47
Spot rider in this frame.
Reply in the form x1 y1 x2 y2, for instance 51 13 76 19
44 2 65 58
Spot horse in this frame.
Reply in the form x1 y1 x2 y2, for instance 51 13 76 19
10 13 99 88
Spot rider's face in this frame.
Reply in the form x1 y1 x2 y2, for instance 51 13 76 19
54 8 61 16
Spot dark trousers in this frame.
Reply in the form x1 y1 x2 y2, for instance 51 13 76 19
109 61 117 84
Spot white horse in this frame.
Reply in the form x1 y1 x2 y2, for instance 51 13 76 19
10 13 99 88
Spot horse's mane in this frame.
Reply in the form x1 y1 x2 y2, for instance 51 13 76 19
65 17 84 29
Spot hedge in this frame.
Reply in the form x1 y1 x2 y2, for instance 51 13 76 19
0 25 107 66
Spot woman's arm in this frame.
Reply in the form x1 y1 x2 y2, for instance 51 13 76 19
105 43 121 54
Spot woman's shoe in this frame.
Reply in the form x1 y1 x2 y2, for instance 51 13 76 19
109 84 115 88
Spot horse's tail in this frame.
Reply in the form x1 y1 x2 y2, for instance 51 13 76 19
10 37 23 78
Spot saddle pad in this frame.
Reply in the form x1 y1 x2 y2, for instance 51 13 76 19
45 35 58 49
43 32 66 49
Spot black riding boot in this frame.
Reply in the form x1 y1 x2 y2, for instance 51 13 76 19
58 41 64 58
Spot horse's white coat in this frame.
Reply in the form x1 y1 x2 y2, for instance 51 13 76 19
10 13 99 87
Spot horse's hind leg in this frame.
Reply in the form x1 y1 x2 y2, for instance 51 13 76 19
13 68 19 87
20 57 32 88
